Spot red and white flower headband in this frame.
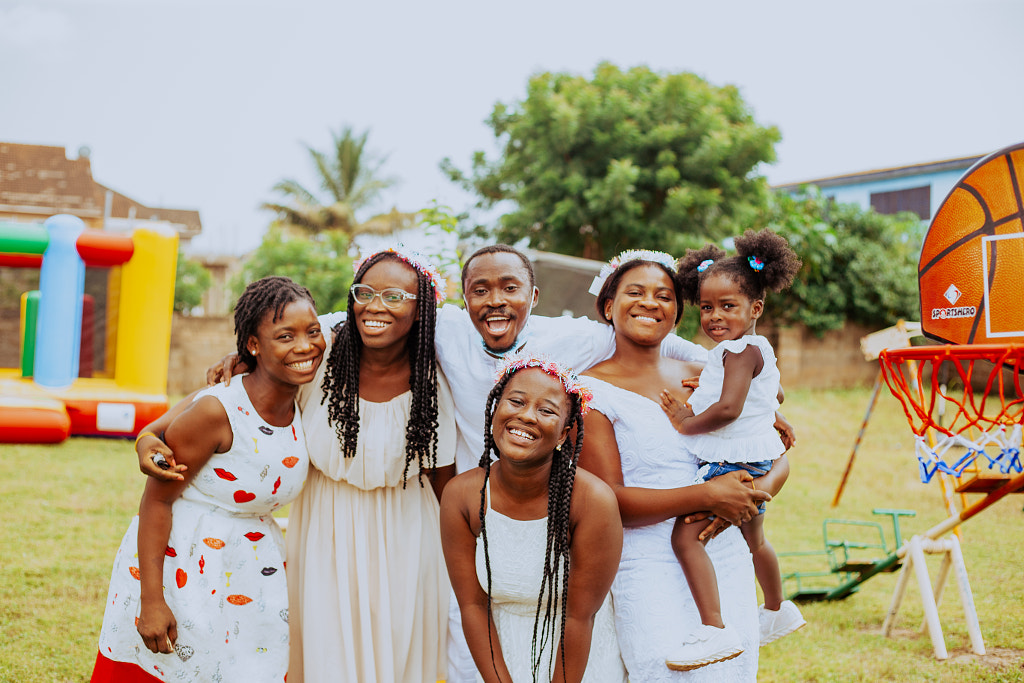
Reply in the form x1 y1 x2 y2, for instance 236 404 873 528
354 246 447 304
496 353 594 416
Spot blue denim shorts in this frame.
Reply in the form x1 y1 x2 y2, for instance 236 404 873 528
696 459 774 514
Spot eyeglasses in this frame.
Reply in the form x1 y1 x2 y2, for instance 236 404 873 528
350 284 418 309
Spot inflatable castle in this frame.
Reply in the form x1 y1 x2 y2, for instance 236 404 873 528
0 214 177 443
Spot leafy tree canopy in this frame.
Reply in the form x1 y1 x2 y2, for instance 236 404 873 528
233 227 354 314
764 191 922 334
443 62 780 260
677 190 922 338
173 251 212 315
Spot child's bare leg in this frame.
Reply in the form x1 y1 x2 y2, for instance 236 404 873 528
739 514 783 610
671 515 724 628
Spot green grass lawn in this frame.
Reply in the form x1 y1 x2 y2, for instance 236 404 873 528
1 387 1022 682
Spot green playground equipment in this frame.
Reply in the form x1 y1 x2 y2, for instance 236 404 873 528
781 508 916 602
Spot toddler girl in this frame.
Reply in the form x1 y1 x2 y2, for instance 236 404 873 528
659 228 804 672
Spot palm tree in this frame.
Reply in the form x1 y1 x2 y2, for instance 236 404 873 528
262 126 397 237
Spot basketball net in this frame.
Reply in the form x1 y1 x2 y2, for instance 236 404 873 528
879 344 1024 484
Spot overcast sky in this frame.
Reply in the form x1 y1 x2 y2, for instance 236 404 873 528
2 0 1021 254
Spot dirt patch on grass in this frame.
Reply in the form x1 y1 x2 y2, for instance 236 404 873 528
946 646 1024 670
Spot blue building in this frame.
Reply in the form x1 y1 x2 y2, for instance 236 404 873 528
773 154 984 221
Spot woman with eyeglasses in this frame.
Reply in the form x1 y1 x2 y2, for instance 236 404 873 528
283 247 456 682
133 248 456 682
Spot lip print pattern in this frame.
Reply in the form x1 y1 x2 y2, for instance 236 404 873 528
244 532 265 542
214 468 237 481
261 567 278 576
259 426 273 435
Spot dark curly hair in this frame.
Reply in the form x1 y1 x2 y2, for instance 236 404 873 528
234 276 316 367
594 258 684 325
677 228 801 305
477 367 585 683
461 244 536 291
320 252 440 487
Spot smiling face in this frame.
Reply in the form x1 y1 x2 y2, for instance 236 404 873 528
698 272 763 343
354 258 420 350
492 368 571 466
603 263 679 346
463 252 539 352
247 299 325 386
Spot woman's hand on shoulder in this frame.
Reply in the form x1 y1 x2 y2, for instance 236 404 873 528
206 351 249 387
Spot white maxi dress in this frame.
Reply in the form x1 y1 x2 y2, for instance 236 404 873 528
586 377 759 682
285 324 457 683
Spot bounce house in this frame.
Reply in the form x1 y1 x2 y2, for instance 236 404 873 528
0 214 177 443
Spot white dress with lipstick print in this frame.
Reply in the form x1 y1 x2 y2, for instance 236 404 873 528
93 378 308 683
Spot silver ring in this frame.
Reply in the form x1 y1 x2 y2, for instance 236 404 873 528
152 453 170 470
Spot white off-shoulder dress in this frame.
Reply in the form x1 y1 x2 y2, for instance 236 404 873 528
285 321 457 683
587 376 759 682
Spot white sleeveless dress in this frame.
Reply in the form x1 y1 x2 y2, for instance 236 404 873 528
474 481 627 683
94 379 308 683
586 377 759 682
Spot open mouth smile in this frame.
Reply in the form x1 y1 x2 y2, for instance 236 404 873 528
287 359 317 371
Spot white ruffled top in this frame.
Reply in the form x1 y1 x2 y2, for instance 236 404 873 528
687 334 785 464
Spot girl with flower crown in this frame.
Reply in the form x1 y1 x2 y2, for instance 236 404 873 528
133 248 457 682
440 354 626 683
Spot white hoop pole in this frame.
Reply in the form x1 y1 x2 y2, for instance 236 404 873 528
949 535 986 655
910 536 948 659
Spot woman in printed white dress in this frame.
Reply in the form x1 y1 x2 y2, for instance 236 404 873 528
93 277 325 683
579 251 791 682
441 356 625 683
135 249 457 683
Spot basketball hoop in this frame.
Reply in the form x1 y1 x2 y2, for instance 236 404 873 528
879 344 1024 484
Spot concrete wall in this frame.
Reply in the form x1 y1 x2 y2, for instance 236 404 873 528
697 321 882 390
167 314 235 396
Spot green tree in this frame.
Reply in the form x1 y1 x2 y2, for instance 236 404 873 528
442 62 780 260
233 228 354 313
173 251 212 315
762 190 921 334
262 126 396 237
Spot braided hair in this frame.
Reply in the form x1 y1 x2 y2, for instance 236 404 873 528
320 252 441 487
677 228 801 305
234 276 316 367
477 368 586 683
